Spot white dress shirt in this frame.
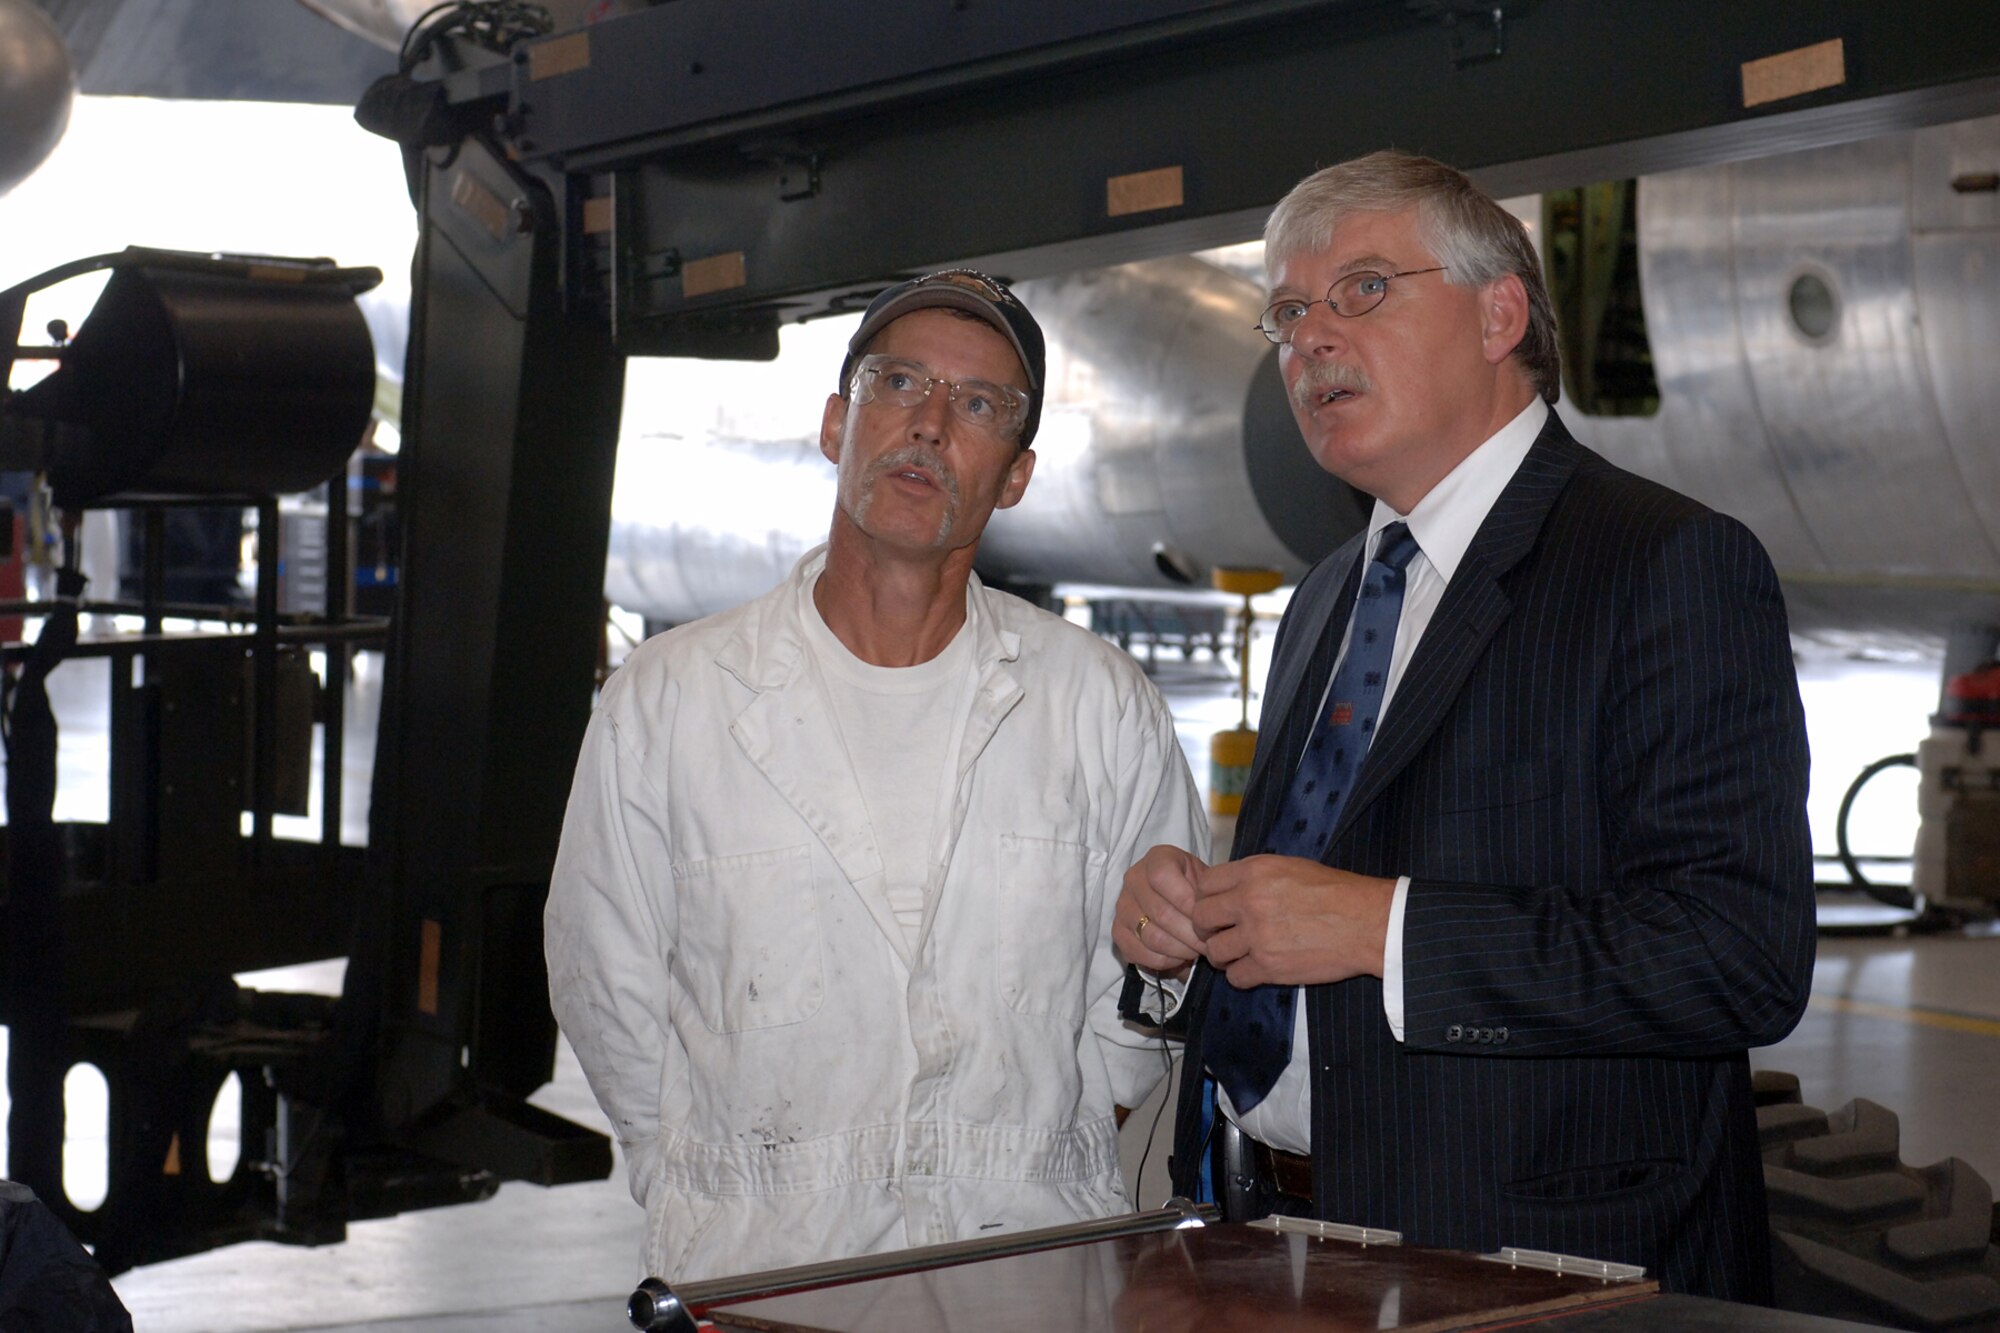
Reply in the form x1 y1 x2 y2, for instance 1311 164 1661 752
1224 397 1547 1154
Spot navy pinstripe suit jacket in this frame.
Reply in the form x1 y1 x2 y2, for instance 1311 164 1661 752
1168 413 1816 1302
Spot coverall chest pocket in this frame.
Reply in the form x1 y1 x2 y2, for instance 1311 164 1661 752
673 844 825 1034
994 833 1106 1027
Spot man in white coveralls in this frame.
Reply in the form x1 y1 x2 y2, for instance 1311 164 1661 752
545 269 1206 1281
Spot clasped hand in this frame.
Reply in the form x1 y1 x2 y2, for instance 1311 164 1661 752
1115 844 1396 988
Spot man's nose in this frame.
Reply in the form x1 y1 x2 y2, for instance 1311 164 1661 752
907 385 953 439
1289 301 1348 357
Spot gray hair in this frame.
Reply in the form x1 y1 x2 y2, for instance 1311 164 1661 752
1264 151 1561 404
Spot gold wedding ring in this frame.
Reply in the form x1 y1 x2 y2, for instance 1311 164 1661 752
1135 914 1150 941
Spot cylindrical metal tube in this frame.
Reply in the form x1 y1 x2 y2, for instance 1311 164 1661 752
628 1200 1218 1331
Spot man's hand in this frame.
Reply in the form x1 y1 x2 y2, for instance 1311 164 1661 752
1192 855 1396 988
1116 844 1208 976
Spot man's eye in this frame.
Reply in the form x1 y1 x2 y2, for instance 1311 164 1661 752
881 371 918 392
960 390 999 420
1353 275 1388 297
1274 302 1308 324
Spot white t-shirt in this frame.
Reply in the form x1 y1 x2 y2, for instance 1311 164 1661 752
800 579 973 950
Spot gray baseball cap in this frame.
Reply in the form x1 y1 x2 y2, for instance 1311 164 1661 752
838 269 1045 447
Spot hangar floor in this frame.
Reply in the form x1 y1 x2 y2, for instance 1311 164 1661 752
3 634 1995 1331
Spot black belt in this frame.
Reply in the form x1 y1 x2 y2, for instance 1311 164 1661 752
1252 1139 1314 1203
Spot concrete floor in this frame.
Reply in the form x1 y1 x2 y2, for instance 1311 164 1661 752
4 632 1996 1331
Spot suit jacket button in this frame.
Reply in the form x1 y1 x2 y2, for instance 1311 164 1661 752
1475 1027 1491 1044
1496 1027 1510 1044
1446 1024 1463 1042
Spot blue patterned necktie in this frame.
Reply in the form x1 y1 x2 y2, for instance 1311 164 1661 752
1206 521 1421 1113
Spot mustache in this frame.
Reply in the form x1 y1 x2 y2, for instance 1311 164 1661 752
1290 361 1373 410
866 444 959 501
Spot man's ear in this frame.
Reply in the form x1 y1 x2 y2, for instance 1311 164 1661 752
819 394 848 465
1479 274 1530 366
996 447 1037 510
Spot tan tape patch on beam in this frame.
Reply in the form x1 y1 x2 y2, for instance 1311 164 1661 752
1742 38 1845 109
683 251 747 298
451 169 511 242
530 31 591 81
418 919 442 1016
1107 165 1185 218
1808 992 2000 1038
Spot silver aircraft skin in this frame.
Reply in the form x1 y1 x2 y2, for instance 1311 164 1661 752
1566 113 2000 647
606 112 2000 651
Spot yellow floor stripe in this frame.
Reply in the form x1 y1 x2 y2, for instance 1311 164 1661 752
1807 993 2000 1038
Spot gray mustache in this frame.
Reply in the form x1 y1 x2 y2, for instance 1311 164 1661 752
868 445 959 501
1290 362 1373 410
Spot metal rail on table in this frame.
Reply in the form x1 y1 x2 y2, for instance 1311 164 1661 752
627 1199 1218 1332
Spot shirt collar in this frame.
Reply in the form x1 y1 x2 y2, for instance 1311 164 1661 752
717 543 1021 691
1366 396 1547 581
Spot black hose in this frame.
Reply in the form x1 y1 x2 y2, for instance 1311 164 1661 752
1834 752 1919 910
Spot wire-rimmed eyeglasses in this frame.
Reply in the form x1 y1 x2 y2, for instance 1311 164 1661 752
1254 267 1448 344
851 354 1031 437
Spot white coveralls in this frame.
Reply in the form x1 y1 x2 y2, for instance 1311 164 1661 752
545 548 1207 1281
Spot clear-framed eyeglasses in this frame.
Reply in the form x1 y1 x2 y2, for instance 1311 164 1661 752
851 354 1032 437
1254 266 1449 344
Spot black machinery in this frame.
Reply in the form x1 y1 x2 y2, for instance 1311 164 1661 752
0 245 613 1272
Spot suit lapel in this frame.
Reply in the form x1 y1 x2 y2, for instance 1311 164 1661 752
1232 540 1362 859
1331 419 1582 842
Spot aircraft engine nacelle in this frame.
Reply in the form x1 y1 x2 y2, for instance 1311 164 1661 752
974 255 1363 590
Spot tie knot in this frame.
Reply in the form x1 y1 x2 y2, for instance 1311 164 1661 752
1374 521 1419 573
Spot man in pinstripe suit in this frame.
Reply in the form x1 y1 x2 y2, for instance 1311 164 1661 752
1117 152 1815 1302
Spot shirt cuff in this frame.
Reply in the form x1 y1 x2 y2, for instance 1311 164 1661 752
1381 875 1412 1041
1139 967 1190 1022
1119 960 1193 1027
